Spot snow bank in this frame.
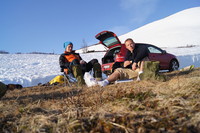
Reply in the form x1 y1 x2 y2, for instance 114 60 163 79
0 52 105 87
0 54 61 87
0 49 200 87
177 54 200 69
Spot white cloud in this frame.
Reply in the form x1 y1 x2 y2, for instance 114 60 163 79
119 0 159 23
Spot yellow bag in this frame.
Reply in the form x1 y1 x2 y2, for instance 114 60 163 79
49 75 64 85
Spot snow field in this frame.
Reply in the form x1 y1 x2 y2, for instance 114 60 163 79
0 48 200 87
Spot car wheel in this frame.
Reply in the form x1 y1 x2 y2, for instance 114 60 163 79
169 59 179 71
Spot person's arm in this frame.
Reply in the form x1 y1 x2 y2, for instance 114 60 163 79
124 60 132 67
123 50 132 68
133 46 149 63
131 62 137 70
59 54 70 69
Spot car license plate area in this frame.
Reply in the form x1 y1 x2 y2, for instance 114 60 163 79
104 65 110 69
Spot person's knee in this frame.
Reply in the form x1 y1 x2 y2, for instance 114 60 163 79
114 68 122 76
115 68 122 73
90 59 98 65
86 59 99 72
71 59 80 66
72 65 83 77
138 61 144 67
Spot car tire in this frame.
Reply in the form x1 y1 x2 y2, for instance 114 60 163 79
169 59 179 72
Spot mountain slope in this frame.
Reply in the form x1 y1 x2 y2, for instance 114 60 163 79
78 7 200 53
119 7 200 47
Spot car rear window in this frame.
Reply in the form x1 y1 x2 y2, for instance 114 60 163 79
103 37 120 47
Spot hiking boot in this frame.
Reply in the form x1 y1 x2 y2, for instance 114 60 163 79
97 79 109 87
72 65 85 86
93 63 102 80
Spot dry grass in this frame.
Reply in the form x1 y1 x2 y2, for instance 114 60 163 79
0 68 200 132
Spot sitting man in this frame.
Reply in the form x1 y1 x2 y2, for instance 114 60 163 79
91 38 149 87
59 41 102 86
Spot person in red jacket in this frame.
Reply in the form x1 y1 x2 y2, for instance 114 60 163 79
59 41 102 86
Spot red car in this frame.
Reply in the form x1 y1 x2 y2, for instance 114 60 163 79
95 31 179 75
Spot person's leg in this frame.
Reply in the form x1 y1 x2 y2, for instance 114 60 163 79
72 65 85 86
112 62 123 72
136 57 150 80
137 61 144 80
68 59 81 73
107 70 120 83
80 63 87 75
97 69 121 87
98 68 138 87
86 59 102 80
86 59 98 72
138 61 144 72
93 63 102 80
114 68 138 80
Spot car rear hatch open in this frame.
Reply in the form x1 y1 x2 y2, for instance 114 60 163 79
95 31 122 49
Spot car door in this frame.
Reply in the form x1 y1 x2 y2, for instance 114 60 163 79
95 31 122 49
147 45 169 69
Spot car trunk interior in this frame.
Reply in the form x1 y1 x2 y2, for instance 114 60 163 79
102 47 121 64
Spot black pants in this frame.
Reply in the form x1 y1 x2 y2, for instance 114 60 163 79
70 59 99 75
82 59 99 74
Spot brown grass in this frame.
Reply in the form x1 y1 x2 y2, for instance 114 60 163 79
0 68 200 132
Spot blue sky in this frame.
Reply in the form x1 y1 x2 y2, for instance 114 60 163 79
1 0 200 54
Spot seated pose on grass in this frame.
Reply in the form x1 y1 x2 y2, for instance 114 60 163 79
87 38 149 87
59 41 102 86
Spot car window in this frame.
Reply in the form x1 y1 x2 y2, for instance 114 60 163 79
103 37 120 47
148 46 162 53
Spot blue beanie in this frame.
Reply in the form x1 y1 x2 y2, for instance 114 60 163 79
64 41 73 48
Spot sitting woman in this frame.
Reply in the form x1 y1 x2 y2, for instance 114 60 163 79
59 41 102 86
